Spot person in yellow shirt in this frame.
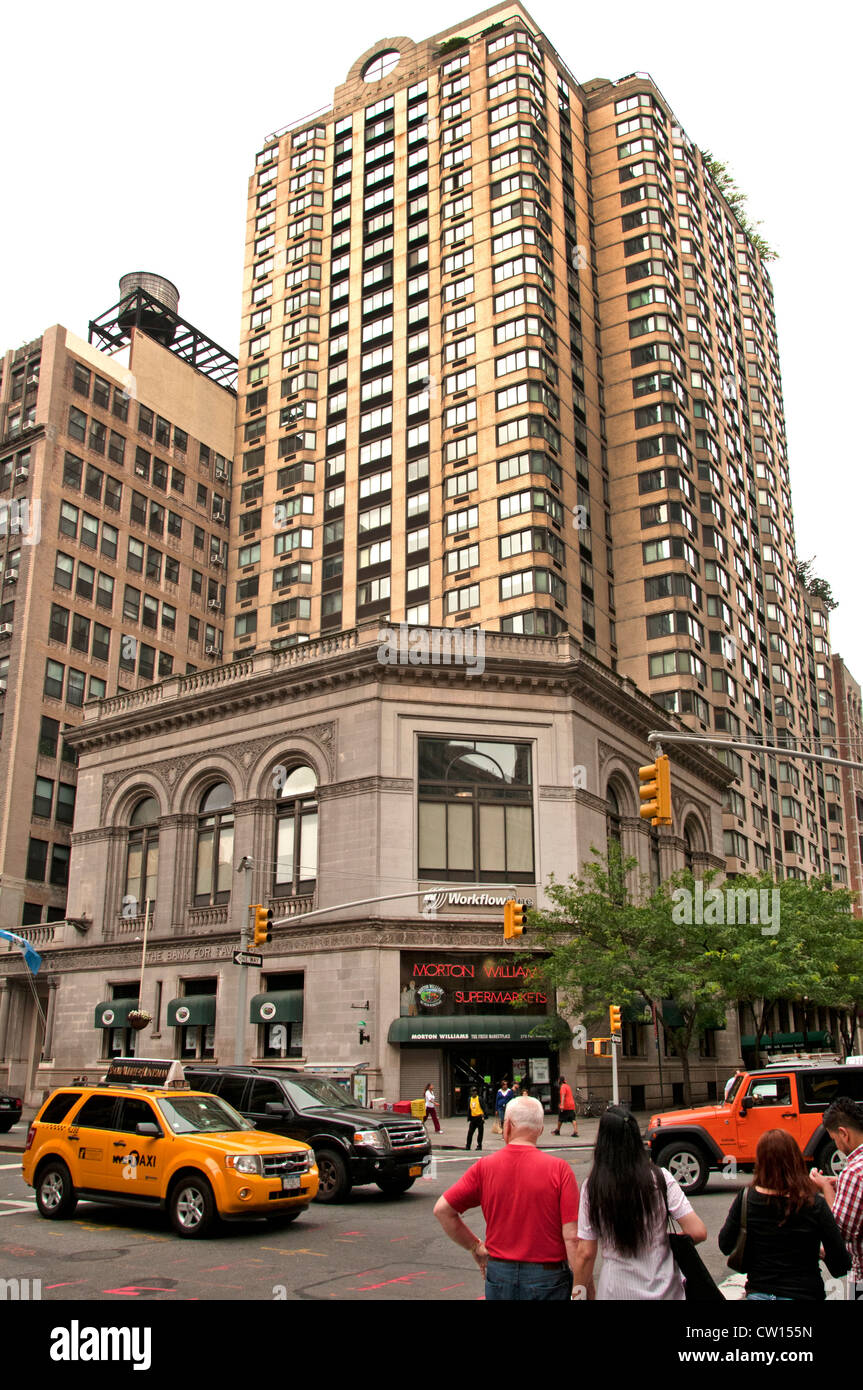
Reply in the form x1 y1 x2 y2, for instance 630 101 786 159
466 1086 486 1151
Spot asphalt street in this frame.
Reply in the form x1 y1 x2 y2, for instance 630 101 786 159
0 1142 755 1302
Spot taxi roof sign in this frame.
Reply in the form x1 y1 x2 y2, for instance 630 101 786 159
104 1057 188 1088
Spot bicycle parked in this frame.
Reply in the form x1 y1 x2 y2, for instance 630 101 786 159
574 1087 609 1118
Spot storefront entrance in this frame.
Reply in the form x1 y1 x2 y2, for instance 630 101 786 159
447 1047 557 1116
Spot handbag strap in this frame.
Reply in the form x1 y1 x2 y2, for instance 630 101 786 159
660 1170 679 1234
739 1186 749 1233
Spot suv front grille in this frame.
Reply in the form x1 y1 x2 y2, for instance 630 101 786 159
262 1152 310 1176
382 1123 428 1150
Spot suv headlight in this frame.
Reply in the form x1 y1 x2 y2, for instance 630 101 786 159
353 1129 391 1150
225 1154 263 1175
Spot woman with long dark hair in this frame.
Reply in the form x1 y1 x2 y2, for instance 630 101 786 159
571 1106 707 1299
718 1129 850 1300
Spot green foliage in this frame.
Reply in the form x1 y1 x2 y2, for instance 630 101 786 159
529 851 863 1090
702 149 777 262
794 557 838 611
438 36 470 55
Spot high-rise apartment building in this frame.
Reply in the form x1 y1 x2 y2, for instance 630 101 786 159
832 655 863 912
0 275 236 932
230 0 850 888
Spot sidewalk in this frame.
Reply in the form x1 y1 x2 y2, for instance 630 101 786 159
427 1111 613 1153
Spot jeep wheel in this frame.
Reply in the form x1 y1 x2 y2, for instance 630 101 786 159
315 1149 350 1203
35 1159 78 1220
376 1174 416 1197
817 1139 847 1179
169 1174 217 1238
657 1141 710 1195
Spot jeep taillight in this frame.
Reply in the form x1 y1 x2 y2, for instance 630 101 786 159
24 1125 36 1151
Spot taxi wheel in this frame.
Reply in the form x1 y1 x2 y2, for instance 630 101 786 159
169 1173 217 1238
376 1175 416 1196
36 1160 78 1219
315 1149 350 1203
267 1208 304 1224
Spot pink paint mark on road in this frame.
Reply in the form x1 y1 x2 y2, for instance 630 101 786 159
353 1272 429 1291
45 1281 86 1290
438 1283 465 1291
389 1236 410 1242
103 1285 180 1297
202 1265 230 1271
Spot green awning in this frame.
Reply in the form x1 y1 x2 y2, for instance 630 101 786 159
388 1014 554 1044
250 990 304 1025
623 998 653 1024
660 999 685 1029
94 999 139 1028
740 1030 830 1049
167 996 216 1028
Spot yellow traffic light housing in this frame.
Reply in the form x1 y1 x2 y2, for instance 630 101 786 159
504 899 526 941
251 903 273 947
639 753 672 826
609 1004 622 1035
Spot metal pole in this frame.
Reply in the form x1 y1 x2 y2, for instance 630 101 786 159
653 1001 666 1110
234 858 254 1065
611 1037 619 1106
647 730 863 773
138 898 151 1001
267 882 538 930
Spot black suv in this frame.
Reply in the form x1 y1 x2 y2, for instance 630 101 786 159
185 1066 431 1202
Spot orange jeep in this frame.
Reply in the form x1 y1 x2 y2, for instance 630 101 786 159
644 1061 863 1194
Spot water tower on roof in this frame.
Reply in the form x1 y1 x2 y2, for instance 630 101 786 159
117 272 180 347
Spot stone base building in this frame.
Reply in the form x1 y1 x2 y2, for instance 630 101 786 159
1 625 740 1112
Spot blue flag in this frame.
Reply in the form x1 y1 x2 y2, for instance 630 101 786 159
0 929 42 974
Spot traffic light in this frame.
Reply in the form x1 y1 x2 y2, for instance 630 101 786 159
251 904 273 947
609 1004 622 1035
504 899 526 941
639 753 672 826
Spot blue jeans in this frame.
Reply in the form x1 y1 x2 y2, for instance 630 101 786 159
485 1259 573 1301
746 1293 793 1301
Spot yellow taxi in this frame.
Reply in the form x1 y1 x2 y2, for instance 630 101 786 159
22 1058 318 1237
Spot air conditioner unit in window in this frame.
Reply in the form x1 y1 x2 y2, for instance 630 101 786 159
207 599 222 611
0 679 6 693
212 512 226 524
215 468 228 481
14 468 29 482
0 623 12 637
205 645 222 657
211 557 225 568
4 569 19 583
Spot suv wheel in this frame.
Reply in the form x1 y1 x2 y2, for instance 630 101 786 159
657 1141 710 1195
315 1149 350 1203
817 1139 847 1179
36 1159 78 1219
169 1173 217 1238
376 1174 416 1197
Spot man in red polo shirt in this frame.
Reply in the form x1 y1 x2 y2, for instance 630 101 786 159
434 1095 583 1300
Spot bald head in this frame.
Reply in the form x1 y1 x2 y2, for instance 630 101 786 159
504 1095 544 1141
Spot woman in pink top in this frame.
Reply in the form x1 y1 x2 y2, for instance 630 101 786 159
553 1075 578 1137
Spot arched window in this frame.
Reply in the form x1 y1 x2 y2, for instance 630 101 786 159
606 784 622 853
683 818 703 874
275 766 318 895
125 796 159 911
195 783 234 906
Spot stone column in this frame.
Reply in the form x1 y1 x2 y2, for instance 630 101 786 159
157 814 196 928
0 979 12 1063
42 978 58 1060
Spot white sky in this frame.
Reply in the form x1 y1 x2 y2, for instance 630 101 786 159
2 0 860 676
